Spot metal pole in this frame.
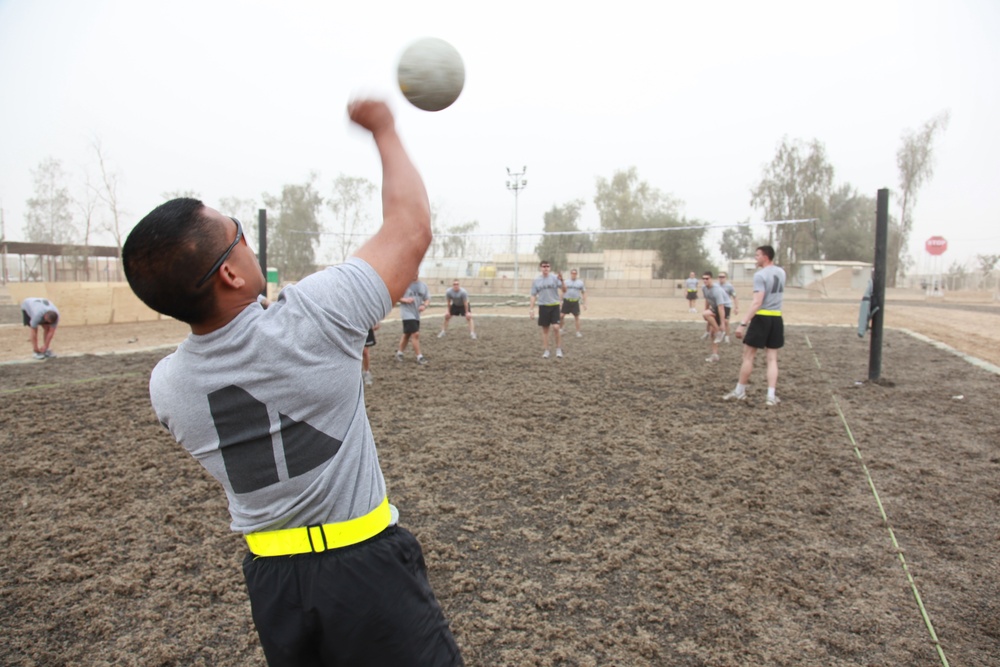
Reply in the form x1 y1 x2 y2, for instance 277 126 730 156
257 209 267 296
506 166 527 294
869 188 889 381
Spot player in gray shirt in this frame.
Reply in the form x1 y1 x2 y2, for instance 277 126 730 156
121 100 462 665
718 271 739 343
700 272 731 362
725 245 787 406
20 297 60 360
560 269 587 337
684 272 699 312
529 260 565 358
395 276 430 364
437 279 476 339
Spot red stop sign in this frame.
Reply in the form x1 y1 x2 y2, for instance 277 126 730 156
925 236 947 256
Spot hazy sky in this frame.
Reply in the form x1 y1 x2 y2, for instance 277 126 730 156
1 0 998 271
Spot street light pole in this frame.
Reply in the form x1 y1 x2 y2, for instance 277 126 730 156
506 166 527 293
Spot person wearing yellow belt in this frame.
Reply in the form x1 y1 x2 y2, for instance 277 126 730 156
122 100 462 666
723 245 786 407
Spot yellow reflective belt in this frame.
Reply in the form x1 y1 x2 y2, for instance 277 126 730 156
565 298 580 302
756 309 782 316
245 497 391 557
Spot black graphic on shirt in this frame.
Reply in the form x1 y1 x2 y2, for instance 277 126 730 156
208 385 342 494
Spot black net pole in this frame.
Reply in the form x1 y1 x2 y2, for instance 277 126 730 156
868 188 889 380
257 209 267 296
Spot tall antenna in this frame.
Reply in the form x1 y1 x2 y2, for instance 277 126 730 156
505 166 527 293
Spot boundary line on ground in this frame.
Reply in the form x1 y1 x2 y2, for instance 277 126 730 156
804 334 950 667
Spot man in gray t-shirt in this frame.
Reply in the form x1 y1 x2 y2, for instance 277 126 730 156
560 269 587 337
121 100 462 665
20 297 60 360
724 245 787 407
395 276 430 364
684 272 699 312
700 272 732 362
438 279 476 339
529 260 565 358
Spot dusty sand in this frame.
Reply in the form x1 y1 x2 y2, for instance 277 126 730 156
2 296 998 665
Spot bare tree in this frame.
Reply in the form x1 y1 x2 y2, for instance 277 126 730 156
92 139 126 251
892 110 950 286
327 175 376 263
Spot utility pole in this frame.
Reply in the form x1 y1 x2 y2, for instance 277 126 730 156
505 166 527 293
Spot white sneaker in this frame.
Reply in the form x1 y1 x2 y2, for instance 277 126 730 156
556 348 563 358
705 353 720 363
724 335 731 344
33 352 46 360
44 349 56 358
575 331 582 338
437 330 446 338
723 390 746 401
714 331 725 344
362 371 373 386
470 332 477 340
394 351 404 362
542 350 550 359
765 396 781 407
700 332 709 340
416 355 428 365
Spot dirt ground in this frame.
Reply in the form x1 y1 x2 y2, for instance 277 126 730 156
2 297 999 666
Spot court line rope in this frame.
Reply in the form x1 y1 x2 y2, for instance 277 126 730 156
803 334 949 667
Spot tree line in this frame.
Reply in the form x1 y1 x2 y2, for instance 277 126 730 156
539 111 953 285
15 111 959 284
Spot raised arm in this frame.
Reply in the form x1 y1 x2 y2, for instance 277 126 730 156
350 100 431 303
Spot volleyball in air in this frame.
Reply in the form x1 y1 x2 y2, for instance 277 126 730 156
397 37 465 112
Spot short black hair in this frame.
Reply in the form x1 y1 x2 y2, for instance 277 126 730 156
757 245 776 261
123 198 227 324
702 271 713 278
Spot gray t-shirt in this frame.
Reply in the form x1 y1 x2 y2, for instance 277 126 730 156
21 298 59 328
399 281 429 321
531 274 562 306
721 283 737 300
702 284 731 309
445 287 468 306
563 279 585 301
149 257 393 534
685 277 699 292
753 264 786 312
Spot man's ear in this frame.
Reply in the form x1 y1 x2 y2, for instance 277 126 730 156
219 261 246 289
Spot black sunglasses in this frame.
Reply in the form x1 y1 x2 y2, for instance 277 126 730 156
195 217 243 288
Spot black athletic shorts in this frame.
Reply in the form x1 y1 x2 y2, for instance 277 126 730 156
686 291 698 301
744 315 784 349
365 328 376 347
243 526 463 666
709 307 722 325
561 300 580 316
449 304 469 317
402 319 421 335
537 304 561 327
724 306 732 320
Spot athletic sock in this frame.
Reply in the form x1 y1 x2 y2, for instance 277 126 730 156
736 383 747 395
767 387 776 399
